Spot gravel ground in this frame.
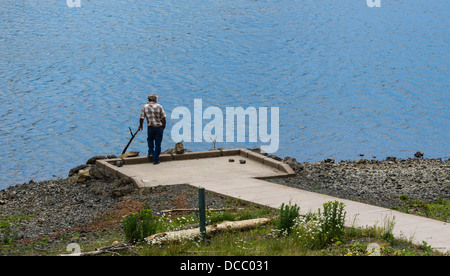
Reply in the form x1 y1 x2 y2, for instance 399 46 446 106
1 152 449 255
0 158 233 255
269 155 449 209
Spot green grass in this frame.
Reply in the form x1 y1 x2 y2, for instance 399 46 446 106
106 202 446 256
0 214 35 245
2 201 447 256
130 219 442 256
391 196 450 222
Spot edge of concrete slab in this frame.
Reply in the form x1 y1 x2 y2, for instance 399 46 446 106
95 148 295 188
239 149 295 176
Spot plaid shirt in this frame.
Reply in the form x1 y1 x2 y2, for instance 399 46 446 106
140 101 166 127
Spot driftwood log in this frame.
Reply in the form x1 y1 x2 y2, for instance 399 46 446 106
59 241 137 256
145 218 271 244
60 218 271 255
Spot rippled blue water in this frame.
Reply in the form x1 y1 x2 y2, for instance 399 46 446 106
0 0 449 189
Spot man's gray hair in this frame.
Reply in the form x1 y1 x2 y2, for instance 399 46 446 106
148 94 157 101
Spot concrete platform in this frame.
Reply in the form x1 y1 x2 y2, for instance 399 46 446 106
96 149 294 188
96 149 449 254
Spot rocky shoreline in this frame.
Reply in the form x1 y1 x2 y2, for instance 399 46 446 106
1 150 449 254
0 156 233 254
269 155 449 210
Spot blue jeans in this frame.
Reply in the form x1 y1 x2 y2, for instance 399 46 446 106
147 126 164 164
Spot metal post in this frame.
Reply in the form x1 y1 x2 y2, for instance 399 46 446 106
198 187 206 241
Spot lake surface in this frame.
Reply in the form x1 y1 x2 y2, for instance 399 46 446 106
1 0 449 189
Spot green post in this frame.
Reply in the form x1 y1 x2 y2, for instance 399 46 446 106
198 187 206 241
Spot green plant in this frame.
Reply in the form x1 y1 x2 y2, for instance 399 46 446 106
317 201 346 245
290 214 322 249
140 208 158 238
123 213 140 243
1 222 15 245
399 194 409 201
1 218 19 245
380 216 396 244
419 241 434 256
123 208 158 243
276 202 300 235
208 211 235 224
393 195 449 222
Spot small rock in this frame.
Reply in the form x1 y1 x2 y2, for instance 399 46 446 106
86 156 107 165
68 164 87 177
111 178 136 197
414 151 424 159
175 142 185 154
283 157 298 166
386 156 398 162
89 165 106 180
5 190 17 199
76 169 91 183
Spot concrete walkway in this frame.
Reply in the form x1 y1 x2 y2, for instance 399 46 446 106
97 149 449 254
195 178 449 253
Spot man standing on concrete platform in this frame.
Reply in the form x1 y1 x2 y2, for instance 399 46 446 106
138 94 166 164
